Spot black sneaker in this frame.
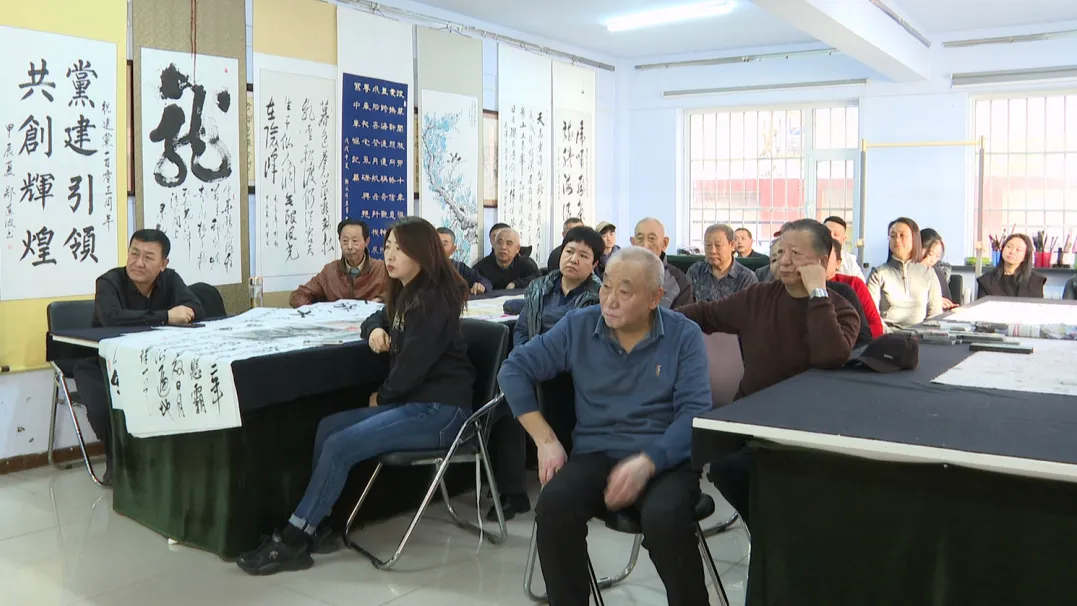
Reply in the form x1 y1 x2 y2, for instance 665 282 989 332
311 524 344 555
486 492 531 521
237 533 314 575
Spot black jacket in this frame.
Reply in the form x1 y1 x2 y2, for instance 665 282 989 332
547 245 563 272
472 253 540 290
976 269 1047 299
92 267 205 327
360 288 475 410
828 280 872 348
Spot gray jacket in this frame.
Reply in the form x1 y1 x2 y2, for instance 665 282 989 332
867 258 943 330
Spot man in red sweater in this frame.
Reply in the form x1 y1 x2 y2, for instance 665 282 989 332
828 239 884 339
677 218 861 525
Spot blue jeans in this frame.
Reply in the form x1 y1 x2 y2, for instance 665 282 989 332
289 403 468 532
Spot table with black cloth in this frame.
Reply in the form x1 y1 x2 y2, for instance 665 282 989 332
47 325 491 560
691 339 1077 606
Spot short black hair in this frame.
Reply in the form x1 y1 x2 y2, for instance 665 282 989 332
563 217 584 229
831 238 843 258
435 226 456 243
338 219 370 239
782 218 833 258
735 227 753 239
561 226 605 266
489 222 510 237
130 229 171 258
823 216 847 229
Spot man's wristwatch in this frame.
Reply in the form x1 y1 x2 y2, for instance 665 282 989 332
809 287 829 299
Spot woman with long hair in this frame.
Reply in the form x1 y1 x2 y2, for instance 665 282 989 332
866 217 943 330
919 228 958 309
976 233 1046 299
238 217 475 575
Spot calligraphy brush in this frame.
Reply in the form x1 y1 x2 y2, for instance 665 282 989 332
1064 233 1074 254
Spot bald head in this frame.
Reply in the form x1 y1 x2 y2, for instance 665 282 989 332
633 217 669 258
494 228 522 266
605 247 664 291
600 247 665 330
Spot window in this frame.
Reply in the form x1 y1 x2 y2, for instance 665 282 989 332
974 94 1077 250
685 105 859 252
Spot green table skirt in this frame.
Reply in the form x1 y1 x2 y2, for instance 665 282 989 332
110 383 471 560
748 443 1077 606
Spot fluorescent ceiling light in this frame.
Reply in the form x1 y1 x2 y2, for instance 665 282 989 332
604 1 735 33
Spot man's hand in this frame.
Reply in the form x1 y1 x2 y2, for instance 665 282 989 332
942 298 959 310
604 454 656 511
369 392 379 407
470 282 486 295
368 328 391 353
505 282 516 290
537 438 567 486
796 264 828 292
167 305 195 325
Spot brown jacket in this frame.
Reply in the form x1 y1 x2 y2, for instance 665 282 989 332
289 256 388 307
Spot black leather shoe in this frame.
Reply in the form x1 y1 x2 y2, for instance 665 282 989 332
237 533 314 576
486 492 531 521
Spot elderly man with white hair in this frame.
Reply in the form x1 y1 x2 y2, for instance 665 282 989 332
497 247 714 606
632 217 694 308
472 226 540 290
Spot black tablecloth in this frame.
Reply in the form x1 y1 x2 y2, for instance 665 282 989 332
692 341 1077 606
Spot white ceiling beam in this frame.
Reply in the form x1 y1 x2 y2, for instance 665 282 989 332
753 0 933 82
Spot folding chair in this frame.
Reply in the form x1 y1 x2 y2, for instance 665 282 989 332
524 493 732 606
189 282 226 319
46 300 105 486
343 319 511 569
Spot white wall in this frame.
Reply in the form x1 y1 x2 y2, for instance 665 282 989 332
625 33 1077 267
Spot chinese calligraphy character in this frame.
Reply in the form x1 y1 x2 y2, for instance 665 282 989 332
20 226 56 266
63 226 98 262
66 59 98 107
64 114 97 156
19 173 55 208
19 59 56 101
18 115 53 157
68 175 93 214
148 63 233 187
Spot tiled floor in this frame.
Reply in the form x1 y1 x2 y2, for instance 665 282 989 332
1 465 750 605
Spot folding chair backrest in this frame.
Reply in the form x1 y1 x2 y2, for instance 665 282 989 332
704 332 743 407
46 300 96 378
460 319 510 410
189 282 227 319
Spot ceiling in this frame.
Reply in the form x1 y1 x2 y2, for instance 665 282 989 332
894 0 1077 34
409 0 815 58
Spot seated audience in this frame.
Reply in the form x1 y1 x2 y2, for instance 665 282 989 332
73 229 205 486
290 219 388 307
733 227 768 261
828 239 884 339
488 222 510 248
976 233 1046 299
490 226 605 521
498 247 714 605
1065 275 1077 300
546 217 585 271
677 219 860 525
755 238 781 282
920 228 958 309
238 217 474 575
867 217 943 330
823 215 866 280
472 227 541 290
437 227 492 294
596 221 620 277
687 224 758 301
633 217 694 308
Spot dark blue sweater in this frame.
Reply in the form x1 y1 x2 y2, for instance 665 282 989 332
497 306 712 473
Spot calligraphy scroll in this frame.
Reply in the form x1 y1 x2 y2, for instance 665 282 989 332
419 90 480 264
483 111 498 208
254 59 337 292
139 48 242 286
553 109 593 229
340 73 408 260
0 26 119 301
499 103 550 262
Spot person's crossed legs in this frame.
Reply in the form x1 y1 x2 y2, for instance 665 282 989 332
534 453 708 606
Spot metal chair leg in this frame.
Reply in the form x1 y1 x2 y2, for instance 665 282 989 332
587 555 606 606
697 522 731 606
701 511 740 538
47 371 68 470
523 521 644 603
50 363 104 486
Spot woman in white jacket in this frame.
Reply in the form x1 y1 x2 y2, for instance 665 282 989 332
867 217 943 330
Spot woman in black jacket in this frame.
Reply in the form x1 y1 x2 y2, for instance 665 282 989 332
238 217 475 575
976 233 1046 299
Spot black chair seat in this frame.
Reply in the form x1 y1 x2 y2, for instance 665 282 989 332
602 494 716 534
378 441 479 466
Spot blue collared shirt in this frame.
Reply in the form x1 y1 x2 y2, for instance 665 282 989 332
498 305 713 473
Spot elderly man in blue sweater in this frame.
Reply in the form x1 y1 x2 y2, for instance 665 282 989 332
498 247 713 606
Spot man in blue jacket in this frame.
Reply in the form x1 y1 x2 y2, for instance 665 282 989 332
498 246 713 606
437 227 492 294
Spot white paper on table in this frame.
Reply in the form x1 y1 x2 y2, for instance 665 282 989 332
932 339 1077 398
945 301 1077 326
